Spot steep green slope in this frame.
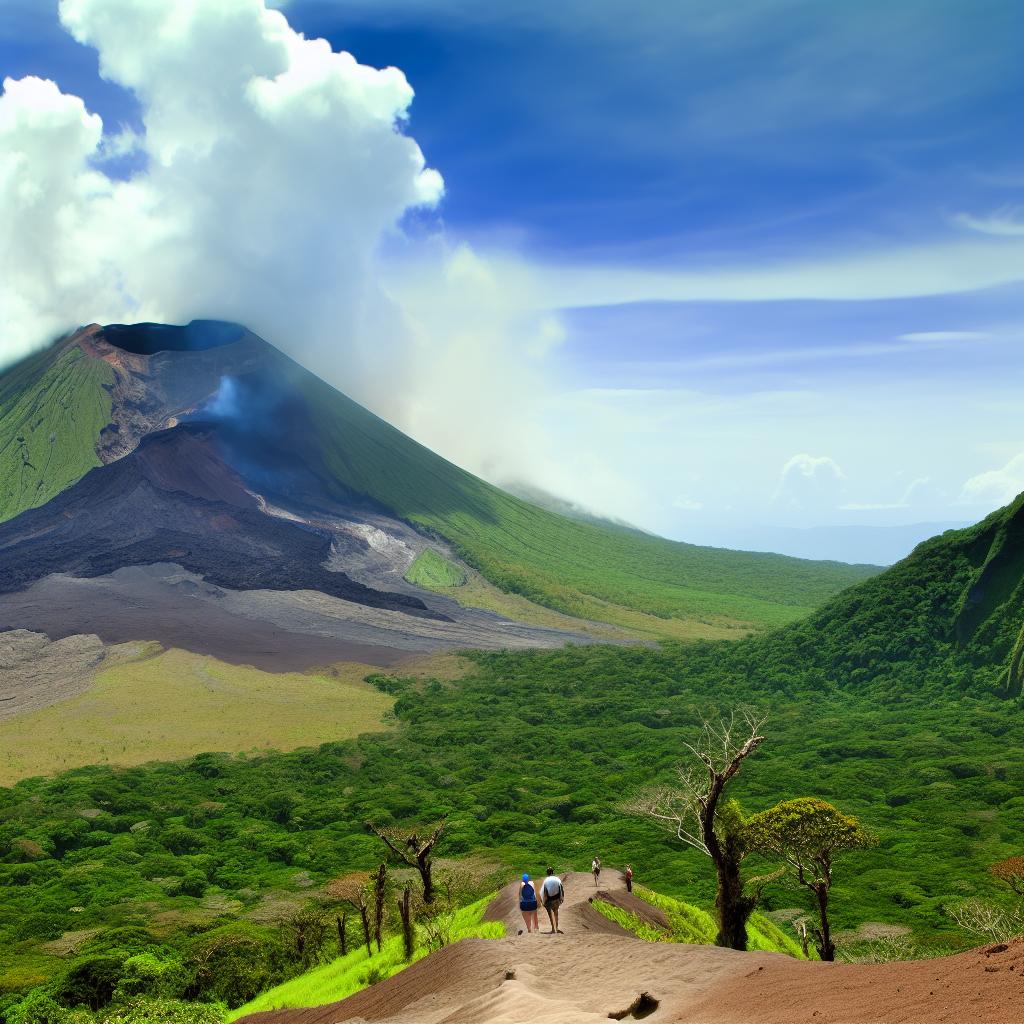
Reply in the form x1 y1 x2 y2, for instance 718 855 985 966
689 491 1024 696
226 897 503 1021
301 374 878 632
0 345 113 523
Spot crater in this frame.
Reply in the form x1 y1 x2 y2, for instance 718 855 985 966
101 320 246 354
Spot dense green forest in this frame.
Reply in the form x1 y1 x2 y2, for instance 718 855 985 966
2 628 1022 1016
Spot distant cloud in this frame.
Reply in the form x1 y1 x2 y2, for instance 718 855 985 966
952 205 1024 237
525 235 1024 309
841 476 932 511
773 454 845 511
898 331 989 342
672 496 704 511
959 453 1024 508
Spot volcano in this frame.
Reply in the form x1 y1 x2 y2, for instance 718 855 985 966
0 321 878 673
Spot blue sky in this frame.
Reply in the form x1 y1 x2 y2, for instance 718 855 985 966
3 0 1024 561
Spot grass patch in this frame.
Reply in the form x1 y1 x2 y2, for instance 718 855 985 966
594 887 808 959
426 568 756 643
0 344 113 523
0 649 393 784
404 549 466 588
225 896 503 1020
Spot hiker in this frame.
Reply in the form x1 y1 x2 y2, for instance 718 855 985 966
541 867 565 934
518 873 540 934
592 856 601 886
624 864 633 893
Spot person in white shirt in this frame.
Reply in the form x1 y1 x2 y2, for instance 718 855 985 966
540 867 565 934
591 856 601 886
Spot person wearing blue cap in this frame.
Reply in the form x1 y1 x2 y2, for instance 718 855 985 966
518 873 539 933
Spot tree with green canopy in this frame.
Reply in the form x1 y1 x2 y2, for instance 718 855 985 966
745 797 875 961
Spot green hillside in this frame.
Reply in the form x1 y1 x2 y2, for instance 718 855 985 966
690 490 1024 697
0 345 113 523
301 373 879 633
593 886 807 958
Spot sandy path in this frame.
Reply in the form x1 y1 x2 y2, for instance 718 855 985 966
239 874 1024 1024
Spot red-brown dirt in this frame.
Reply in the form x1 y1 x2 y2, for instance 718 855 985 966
238 871 1024 1024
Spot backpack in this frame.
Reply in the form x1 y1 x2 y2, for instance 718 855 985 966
521 881 536 903
543 878 563 903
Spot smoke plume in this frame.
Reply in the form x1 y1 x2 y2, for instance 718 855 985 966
0 0 565 495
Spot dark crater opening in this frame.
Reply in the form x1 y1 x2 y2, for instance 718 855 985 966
101 320 246 354
608 992 659 1020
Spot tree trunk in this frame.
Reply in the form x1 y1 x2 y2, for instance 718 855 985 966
398 885 414 960
714 854 752 950
814 885 835 962
359 904 372 957
417 851 434 904
337 913 348 957
373 863 387 953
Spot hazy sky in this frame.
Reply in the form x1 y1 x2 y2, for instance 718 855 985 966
3 0 1023 560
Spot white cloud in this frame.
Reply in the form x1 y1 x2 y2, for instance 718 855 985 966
959 454 1024 508
0 75 114 354
2 0 442 368
952 205 1024 237
898 331 989 342
773 454 845 511
536 235 1024 308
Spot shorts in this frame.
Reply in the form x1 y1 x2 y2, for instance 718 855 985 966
543 897 563 912
520 901 538 912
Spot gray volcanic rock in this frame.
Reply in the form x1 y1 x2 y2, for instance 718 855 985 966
0 425 439 617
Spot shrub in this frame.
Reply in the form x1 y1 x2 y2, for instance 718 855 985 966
113 954 187 1001
52 956 126 1012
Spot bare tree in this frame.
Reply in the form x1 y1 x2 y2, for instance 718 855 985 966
326 872 373 956
946 897 1024 944
366 818 447 904
625 708 766 950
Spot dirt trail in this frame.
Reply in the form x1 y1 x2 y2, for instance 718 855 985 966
239 873 1024 1024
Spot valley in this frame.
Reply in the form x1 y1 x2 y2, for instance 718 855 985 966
0 323 1021 1023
